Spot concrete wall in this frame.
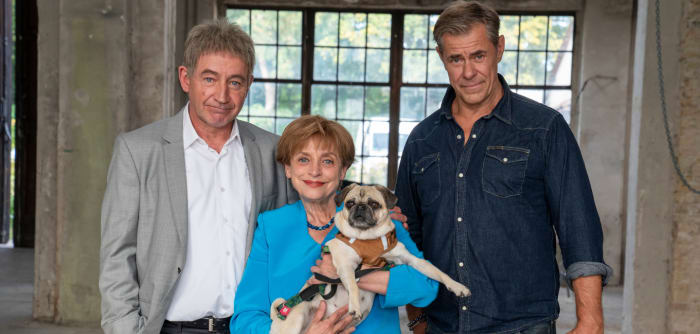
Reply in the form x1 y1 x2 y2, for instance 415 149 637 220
669 0 700 332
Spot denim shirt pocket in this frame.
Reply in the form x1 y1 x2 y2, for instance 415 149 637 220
412 152 441 205
482 146 530 198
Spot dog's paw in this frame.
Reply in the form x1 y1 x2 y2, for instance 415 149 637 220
446 282 471 297
348 302 364 321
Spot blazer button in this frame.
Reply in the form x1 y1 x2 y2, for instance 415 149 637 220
177 267 182 274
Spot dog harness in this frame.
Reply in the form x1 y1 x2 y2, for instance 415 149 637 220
275 241 397 320
334 230 398 267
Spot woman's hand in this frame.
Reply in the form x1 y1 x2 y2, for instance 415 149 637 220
304 301 355 334
309 253 338 284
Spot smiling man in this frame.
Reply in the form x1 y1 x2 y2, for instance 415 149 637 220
394 1 612 333
99 20 297 334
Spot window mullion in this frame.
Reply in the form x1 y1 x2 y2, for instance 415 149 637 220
301 9 315 115
387 12 403 190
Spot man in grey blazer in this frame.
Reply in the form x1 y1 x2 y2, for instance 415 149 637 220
99 20 297 333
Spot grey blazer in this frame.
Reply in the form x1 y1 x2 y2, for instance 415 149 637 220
99 107 297 334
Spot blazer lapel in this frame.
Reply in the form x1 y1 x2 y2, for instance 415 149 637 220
162 109 188 246
238 121 263 259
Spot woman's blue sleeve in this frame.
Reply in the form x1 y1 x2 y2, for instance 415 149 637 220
230 214 273 333
377 220 439 308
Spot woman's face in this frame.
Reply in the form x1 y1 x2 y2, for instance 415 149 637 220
285 137 348 204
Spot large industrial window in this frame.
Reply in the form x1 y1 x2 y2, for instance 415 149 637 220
227 8 575 187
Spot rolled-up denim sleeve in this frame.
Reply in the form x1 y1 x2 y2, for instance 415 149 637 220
544 115 612 285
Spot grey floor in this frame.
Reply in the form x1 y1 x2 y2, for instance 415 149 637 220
0 247 622 333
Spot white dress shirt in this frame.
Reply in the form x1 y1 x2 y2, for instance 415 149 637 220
165 108 252 320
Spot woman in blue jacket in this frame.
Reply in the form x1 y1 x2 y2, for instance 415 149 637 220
231 115 437 333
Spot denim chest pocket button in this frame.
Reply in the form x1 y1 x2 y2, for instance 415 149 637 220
482 146 530 198
412 152 441 205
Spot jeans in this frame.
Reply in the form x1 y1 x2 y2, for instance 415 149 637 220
426 319 556 334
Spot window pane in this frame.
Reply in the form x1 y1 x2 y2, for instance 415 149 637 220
545 89 572 123
501 15 519 50
427 87 445 114
249 82 275 116
499 51 517 84
338 48 365 82
404 14 428 49
400 87 426 121
403 50 427 83
398 121 418 156
249 117 274 133
227 9 250 34
549 16 574 51
365 86 390 120
367 14 391 48
363 121 389 157
362 157 388 186
278 46 301 79
315 12 338 46
519 16 548 50
517 89 544 103
276 118 295 135
338 120 363 159
251 10 277 44
311 85 336 119
517 51 545 85
346 163 361 183
254 45 277 79
428 52 448 84
337 86 364 120
429 15 439 48
366 49 390 82
546 52 572 85
276 83 301 117
314 47 338 81
340 13 367 47
279 11 302 45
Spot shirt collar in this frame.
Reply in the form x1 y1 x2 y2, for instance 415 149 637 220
439 74 513 125
182 102 240 150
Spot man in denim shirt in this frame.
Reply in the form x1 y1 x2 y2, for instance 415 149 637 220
395 2 612 333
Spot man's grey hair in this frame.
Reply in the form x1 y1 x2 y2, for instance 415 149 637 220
433 1 500 51
183 19 255 76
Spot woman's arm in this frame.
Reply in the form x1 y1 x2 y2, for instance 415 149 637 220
230 214 274 333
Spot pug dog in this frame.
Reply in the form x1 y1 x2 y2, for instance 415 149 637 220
269 184 470 334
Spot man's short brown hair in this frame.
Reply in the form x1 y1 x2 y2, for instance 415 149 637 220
433 1 500 50
276 115 355 169
183 19 255 76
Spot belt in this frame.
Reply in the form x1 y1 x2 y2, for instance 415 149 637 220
163 316 232 333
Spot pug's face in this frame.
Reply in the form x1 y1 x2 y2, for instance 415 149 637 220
336 184 398 231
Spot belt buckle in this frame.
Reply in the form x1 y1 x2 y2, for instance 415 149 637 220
206 316 214 333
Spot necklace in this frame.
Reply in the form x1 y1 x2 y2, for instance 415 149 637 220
307 217 335 231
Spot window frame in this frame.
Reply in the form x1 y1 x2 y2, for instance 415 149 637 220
225 5 577 188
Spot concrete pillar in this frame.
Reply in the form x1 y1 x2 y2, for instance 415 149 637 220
34 0 167 324
577 0 634 286
622 0 682 332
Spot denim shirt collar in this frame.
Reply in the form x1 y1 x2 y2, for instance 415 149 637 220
438 74 513 125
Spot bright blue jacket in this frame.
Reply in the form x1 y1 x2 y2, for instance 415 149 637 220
231 200 438 333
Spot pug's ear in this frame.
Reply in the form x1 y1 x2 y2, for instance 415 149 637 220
335 183 357 207
375 185 398 209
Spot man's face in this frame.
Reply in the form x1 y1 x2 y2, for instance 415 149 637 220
437 24 505 109
178 52 252 131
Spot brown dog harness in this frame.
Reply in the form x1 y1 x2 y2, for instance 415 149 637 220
335 230 398 267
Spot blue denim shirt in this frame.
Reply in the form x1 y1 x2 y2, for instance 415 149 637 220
395 75 612 333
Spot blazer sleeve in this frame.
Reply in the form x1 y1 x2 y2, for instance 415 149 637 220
231 213 274 333
99 135 143 334
378 220 439 308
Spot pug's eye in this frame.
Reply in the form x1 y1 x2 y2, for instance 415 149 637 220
368 200 381 209
346 200 355 209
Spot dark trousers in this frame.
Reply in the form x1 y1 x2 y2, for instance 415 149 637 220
160 320 231 334
427 319 556 334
